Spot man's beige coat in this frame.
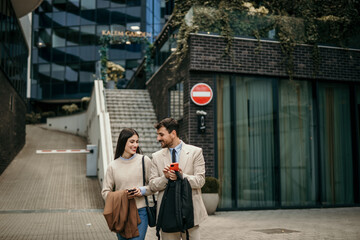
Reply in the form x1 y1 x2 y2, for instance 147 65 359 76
149 142 208 226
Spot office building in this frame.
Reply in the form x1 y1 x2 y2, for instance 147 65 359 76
30 0 171 109
0 0 42 173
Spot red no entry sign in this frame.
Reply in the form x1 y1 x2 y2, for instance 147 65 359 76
190 83 213 106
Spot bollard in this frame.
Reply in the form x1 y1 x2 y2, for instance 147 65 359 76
86 145 98 177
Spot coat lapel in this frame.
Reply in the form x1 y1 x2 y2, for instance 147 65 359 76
161 148 172 167
179 143 190 171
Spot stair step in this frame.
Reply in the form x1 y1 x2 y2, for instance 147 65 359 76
105 89 161 158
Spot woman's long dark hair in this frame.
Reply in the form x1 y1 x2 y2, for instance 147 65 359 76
114 128 142 159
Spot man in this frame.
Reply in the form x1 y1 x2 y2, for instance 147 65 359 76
149 117 208 240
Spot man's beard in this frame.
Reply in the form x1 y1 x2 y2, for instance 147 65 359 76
159 140 170 148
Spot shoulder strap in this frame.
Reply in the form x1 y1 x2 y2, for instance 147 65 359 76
142 156 150 207
142 156 156 207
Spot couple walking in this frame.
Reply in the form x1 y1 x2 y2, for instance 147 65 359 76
101 117 208 240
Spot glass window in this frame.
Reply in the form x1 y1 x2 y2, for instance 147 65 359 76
67 0 80 11
97 25 109 38
217 75 233 208
97 9 110 25
109 44 125 60
32 13 39 28
126 22 140 32
31 82 41 99
66 46 80 63
110 8 126 25
66 11 80 26
80 25 96 45
67 27 80 46
279 80 316 206
79 46 96 61
38 64 51 99
80 10 96 25
110 24 126 32
80 62 95 82
318 83 353 205
65 81 79 95
39 13 52 28
81 0 95 10
52 28 66 47
53 0 66 12
52 47 66 63
40 83 51 99
169 81 184 120
39 0 52 12
217 75 276 209
357 87 360 156
32 49 38 64
235 76 275 208
126 7 141 19
32 64 39 81
79 82 93 93
52 82 64 98
38 28 52 47
127 0 141 6
53 12 66 26
51 63 65 81
111 0 126 7
97 0 110 8
39 64 51 79
65 64 79 82
38 47 51 63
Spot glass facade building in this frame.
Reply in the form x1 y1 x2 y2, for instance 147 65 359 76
31 0 168 101
1 0 29 101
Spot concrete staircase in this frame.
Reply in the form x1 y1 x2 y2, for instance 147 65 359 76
105 89 161 158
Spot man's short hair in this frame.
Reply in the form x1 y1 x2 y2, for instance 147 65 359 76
155 118 179 135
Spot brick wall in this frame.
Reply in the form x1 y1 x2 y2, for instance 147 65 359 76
146 54 191 141
0 71 26 174
186 73 216 177
189 33 360 81
146 33 360 178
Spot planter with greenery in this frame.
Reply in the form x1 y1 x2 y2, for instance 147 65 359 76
201 176 220 215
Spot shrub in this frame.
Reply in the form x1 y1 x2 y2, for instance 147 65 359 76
201 177 219 193
26 112 41 124
62 104 79 114
41 111 56 118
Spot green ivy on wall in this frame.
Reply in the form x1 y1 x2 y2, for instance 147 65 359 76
167 0 360 80
99 34 152 85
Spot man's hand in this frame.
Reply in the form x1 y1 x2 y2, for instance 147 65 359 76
168 166 183 181
163 165 171 179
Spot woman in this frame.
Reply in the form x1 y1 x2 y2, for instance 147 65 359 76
102 128 153 240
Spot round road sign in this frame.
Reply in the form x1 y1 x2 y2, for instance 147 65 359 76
190 83 213 106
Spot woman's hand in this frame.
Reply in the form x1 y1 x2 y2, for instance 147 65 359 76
127 188 141 199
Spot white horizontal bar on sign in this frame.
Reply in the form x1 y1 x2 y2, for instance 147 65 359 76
192 92 211 97
36 149 90 154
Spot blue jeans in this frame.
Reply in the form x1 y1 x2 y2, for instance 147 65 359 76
117 207 148 240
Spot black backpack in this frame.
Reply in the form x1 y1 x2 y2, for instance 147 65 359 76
156 171 194 240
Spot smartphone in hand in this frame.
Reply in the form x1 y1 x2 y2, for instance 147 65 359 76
127 188 136 195
169 162 179 171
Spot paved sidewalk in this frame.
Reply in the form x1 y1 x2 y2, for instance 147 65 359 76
1 125 360 240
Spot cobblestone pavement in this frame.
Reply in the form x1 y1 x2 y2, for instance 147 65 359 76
1 125 360 240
